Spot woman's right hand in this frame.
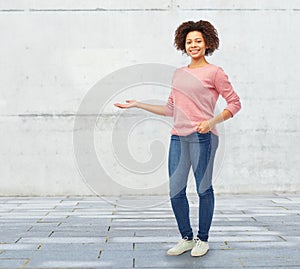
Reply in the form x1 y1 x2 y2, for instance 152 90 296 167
114 100 138 109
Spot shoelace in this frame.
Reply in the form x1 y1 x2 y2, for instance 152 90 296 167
179 238 188 244
175 237 190 247
194 238 202 247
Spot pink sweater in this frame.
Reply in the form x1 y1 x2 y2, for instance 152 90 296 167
165 64 241 136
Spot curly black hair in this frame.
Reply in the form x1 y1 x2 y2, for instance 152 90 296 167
174 20 219 56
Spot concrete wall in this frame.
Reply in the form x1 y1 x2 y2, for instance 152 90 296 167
0 0 299 195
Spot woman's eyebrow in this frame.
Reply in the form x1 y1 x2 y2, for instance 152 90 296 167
186 38 202 41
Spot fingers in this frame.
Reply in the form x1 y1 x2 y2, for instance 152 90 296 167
197 121 210 134
114 99 136 108
197 127 204 133
114 100 135 109
114 103 127 108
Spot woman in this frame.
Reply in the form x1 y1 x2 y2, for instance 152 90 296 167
114 20 241 257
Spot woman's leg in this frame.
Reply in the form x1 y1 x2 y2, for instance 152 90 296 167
168 135 193 240
189 132 219 241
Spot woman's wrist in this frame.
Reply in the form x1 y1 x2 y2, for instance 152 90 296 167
135 101 141 108
207 119 215 130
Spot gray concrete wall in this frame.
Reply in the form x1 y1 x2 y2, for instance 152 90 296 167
0 1 299 195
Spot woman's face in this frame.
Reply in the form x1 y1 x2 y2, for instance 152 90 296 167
185 31 207 59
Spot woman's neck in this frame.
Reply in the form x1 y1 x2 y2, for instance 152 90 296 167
188 57 209 68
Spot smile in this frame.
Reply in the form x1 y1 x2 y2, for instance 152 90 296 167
190 49 200 54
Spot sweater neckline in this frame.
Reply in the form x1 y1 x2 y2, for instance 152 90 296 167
185 63 211 70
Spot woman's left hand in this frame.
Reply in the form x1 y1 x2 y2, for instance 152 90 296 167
197 120 212 134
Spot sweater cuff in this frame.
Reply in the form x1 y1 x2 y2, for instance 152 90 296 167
164 104 173 117
225 103 241 117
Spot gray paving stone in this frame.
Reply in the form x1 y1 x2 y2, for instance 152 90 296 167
27 260 114 268
134 241 229 251
106 230 135 237
212 220 264 227
227 241 300 250
0 236 22 244
0 220 37 225
27 225 63 233
0 194 299 268
280 236 300 242
0 213 44 219
0 258 28 268
109 236 180 243
0 249 37 259
53 226 109 232
52 227 110 234
19 236 106 244
60 219 112 226
135 249 244 268
133 229 178 237
272 198 297 204
35 218 69 223
26 247 108 268
101 249 134 259
235 249 300 267
104 242 134 251
22 231 54 238
211 225 268 231
50 230 107 237
0 243 38 251
111 220 177 228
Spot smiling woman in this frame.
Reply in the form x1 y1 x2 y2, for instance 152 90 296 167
114 19 241 258
186 31 208 61
174 20 219 58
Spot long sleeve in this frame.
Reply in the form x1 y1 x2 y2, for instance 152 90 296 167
165 90 174 117
214 67 241 117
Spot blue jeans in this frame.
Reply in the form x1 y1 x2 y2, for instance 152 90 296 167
168 131 219 241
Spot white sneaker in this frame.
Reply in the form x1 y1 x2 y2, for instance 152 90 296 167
191 238 209 257
167 237 195 256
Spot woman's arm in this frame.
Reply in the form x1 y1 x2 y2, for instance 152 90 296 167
197 109 232 133
197 67 241 134
114 100 166 116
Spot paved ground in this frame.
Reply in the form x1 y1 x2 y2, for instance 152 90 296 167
0 193 299 269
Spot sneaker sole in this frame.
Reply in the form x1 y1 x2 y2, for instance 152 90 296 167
191 249 209 257
167 248 194 256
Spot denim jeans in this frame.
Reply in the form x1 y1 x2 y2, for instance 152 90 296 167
168 131 219 241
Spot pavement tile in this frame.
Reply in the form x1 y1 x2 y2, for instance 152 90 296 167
19 237 106 244
109 236 180 243
135 250 244 268
134 241 229 251
26 260 114 268
53 226 110 233
0 194 299 268
236 249 300 267
0 249 37 259
227 241 300 250
134 229 178 237
0 236 22 244
50 230 106 237
0 258 28 268
0 243 38 251
280 236 300 242
103 242 134 251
